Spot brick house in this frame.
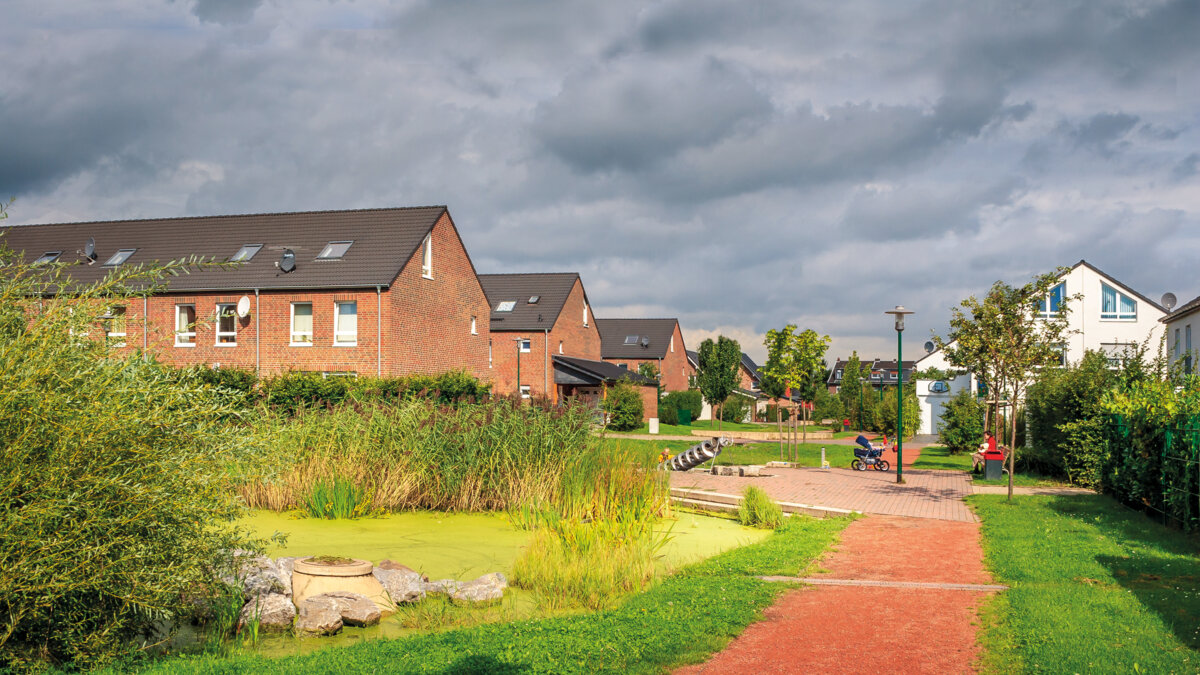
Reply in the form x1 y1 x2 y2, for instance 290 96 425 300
1 206 492 379
596 318 694 391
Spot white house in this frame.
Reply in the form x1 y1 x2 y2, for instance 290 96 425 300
1162 295 1200 374
915 260 1169 435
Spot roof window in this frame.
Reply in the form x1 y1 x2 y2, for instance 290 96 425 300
317 241 353 260
528 296 540 304
34 251 62 264
231 244 262 262
103 249 136 266
496 301 517 312
624 335 640 345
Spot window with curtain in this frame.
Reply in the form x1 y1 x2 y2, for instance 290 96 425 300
1100 283 1136 320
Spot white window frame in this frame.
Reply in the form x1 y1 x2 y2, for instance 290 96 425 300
1100 282 1137 321
334 301 358 346
104 305 127 348
103 248 137 267
471 315 477 335
559 341 564 355
670 335 675 353
583 303 589 327
519 385 531 399
421 233 433 279
1036 282 1066 319
175 304 196 347
215 303 238 346
519 338 531 353
290 302 313 346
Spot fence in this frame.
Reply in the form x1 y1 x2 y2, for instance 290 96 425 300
1105 414 1200 531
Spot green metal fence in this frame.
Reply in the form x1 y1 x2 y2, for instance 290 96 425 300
1106 415 1200 530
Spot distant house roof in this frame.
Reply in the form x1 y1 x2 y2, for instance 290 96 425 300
740 353 761 383
0 206 453 292
596 318 680 359
553 355 657 386
1162 294 1200 323
477 273 583 331
827 359 916 386
686 349 699 369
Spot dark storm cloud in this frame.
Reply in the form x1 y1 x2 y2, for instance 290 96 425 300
1 0 1197 361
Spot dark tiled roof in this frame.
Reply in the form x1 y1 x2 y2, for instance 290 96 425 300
0 206 448 292
741 353 761 381
553 355 657 385
686 349 699 368
596 318 680 359
477 273 582 331
827 359 916 385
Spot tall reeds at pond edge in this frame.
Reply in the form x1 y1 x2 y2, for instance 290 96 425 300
238 397 599 513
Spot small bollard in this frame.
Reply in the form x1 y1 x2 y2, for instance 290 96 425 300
821 447 830 469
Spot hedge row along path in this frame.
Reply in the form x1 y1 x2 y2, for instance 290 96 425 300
678 514 998 674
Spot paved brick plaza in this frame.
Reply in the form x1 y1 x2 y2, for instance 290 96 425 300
671 466 977 522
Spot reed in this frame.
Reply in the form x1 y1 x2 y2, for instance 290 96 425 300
738 485 784 529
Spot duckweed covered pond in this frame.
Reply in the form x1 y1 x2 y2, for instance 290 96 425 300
229 509 769 657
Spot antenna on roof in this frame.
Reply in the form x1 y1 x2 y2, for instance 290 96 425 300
923 340 935 354
1162 292 1178 312
277 249 296 273
83 237 96 264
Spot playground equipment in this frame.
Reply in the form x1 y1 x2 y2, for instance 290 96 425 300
661 437 731 471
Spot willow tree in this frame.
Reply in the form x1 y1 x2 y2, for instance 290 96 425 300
934 269 1075 500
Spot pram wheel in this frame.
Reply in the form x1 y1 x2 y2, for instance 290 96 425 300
876 460 890 471
851 459 864 471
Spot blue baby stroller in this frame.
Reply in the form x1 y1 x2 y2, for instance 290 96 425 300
852 435 891 472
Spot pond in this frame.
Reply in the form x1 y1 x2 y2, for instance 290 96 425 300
222 509 769 657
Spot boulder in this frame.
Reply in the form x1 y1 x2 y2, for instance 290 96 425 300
303 592 382 627
423 579 460 596
274 557 299 597
378 559 429 581
448 572 507 606
295 605 342 636
238 593 296 632
221 549 288 597
374 567 426 604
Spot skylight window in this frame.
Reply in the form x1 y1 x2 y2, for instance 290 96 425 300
231 244 262 262
528 296 540 304
624 335 640 345
103 249 136 266
496 301 517 312
317 241 353 260
34 251 62 264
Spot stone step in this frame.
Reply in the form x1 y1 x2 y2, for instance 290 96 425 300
670 487 859 519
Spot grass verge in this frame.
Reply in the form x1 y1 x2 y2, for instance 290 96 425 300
140 516 852 674
598 437 856 468
971 494 1200 674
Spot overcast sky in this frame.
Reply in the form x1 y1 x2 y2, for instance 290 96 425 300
2 1 1197 363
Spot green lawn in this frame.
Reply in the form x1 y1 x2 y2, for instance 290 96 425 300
598 437 857 469
972 494 1200 674
911 446 1070 487
625 420 780 435
141 517 852 674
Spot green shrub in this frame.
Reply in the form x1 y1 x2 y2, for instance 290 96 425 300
764 403 791 422
938 389 985 454
876 384 919 438
659 389 702 426
1025 351 1115 482
0 255 261 672
304 477 373 519
659 404 679 425
719 394 751 423
603 379 645 431
259 370 490 414
738 486 784 529
812 388 843 423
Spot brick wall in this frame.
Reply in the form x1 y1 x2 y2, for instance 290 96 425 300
489 278 601 400
109 212 491 379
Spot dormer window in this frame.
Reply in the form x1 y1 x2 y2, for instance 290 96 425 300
34 251 62 265
317 241 353 260
496 301 516 312
103 249 136 266
231 244 262 262
1100 283 1137 320
1036 282 1066 318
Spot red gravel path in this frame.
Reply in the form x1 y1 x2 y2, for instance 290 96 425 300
677 515 995 675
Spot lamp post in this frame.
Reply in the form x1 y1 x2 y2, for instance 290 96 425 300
884 306 914 484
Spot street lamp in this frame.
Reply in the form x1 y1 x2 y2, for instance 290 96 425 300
884 306 914 484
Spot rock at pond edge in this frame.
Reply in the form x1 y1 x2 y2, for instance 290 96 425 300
238 594 296 632
303 592 382 627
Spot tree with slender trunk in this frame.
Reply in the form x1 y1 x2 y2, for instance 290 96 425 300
934 269 1076 501
697 336 741 433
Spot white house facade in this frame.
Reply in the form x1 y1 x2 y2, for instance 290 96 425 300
914 260 1168 436
1163 295 1200 374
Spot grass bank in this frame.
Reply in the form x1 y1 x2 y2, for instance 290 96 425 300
598 437 856 468
141 515 852 674
972 494 1200 673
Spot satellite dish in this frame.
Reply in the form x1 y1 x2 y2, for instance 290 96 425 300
278 249 296 273
640 337 650 348
1162 292 1178 312
923 340 935 354
236 296 251 318
83 237 96 263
